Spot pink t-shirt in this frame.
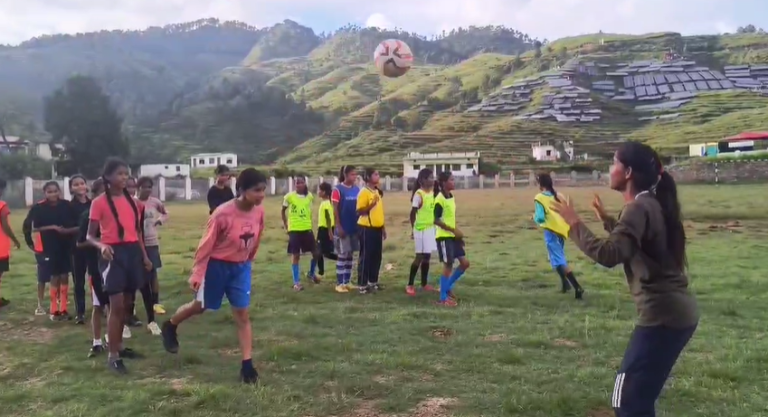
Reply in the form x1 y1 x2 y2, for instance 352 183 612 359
190 200 265 283
89 194 144 244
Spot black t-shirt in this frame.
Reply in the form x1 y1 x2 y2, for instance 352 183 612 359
29 200 78 255
207 185 234 214
70 197 90 246
77 211 100 275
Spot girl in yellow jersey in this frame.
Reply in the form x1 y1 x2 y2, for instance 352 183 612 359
314 183 341 290
407 169 436 296
282 176 317 291
434 172 470 307
533 173 584 299
356 168 385 294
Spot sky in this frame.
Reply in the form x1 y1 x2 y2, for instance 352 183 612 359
0 0 763 45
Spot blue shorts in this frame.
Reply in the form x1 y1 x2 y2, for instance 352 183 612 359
544 230 567 269
195 259 251 310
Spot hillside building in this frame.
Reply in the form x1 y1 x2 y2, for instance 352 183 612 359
532 142 574 161
190 152 238 169
0 136 62 161
139 164 191 177
403 152 480 177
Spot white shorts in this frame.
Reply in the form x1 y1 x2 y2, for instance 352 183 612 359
413 228 437 254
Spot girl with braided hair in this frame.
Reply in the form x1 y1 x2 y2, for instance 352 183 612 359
86 158 153 374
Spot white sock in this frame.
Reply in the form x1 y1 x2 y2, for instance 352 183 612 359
93 338 102 346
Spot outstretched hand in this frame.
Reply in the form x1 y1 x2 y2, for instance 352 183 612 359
550 196 581 227
591 193 608 221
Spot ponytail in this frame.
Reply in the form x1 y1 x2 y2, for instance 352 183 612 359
654 171 686 270
536 173 559 202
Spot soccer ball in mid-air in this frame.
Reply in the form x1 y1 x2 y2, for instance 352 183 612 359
374 39 413 78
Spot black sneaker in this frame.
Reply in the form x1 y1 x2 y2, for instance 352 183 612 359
575 288 584 300
119 348 143 359
372 283 384 291
128 315 142 327
240 366 259 384
60 311 72 321
75 315 86 325
358 285 369 294
161 320 179 353
108 358 128 374
88 344 104 358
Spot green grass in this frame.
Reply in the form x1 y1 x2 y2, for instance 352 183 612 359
1 185 768 416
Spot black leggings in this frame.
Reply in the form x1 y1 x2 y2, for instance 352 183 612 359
357 226 383 287
138 278 155 324
72 249 89 316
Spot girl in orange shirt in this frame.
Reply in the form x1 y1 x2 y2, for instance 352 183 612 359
0 179 22 308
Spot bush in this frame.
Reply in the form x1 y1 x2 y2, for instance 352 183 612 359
0 154 51 179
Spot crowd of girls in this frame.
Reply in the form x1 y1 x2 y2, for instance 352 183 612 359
0 141 699 415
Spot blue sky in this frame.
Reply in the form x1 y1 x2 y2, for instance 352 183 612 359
1 0 765 45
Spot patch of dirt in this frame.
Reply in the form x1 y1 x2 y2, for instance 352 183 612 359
0 320 56 344
587 408 614 417
336 398 458 417
138 377 189 391
707 220 743 233
384 263 395 271
430 328 454 339
372 375 394 384
483 334 507 342
553 338 579 348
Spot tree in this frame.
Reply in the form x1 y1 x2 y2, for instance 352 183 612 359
44 75 129 177
533 40 542 58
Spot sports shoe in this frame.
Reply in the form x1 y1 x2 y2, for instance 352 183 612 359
334 285 349 293
122 325 132 339
128 315 142 327
405 286 416 296
153 304 166 315
88 344 104 358
161 320 179 353
306 272 321 284
422 284 436 292
372 283 384 291
50 312 61 321
75 315 86 325
575 288 585 300
345 283 357 290
292 284 304 292
60 310 72 321
108 358 128 375
147 321 161 336
34 306 46 316
447 291 457 301
358 286 370 295
435 299 458 307
240 366 259 384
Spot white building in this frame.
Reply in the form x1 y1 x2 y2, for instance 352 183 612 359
532 141 574 162
0 136 62 161
139 164 190 178
403 152 480 178
190 152 238 169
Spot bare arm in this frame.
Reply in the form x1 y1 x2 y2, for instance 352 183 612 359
0 211 19 247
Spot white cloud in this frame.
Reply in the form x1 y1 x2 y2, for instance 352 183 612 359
365 13 393 30
0 0 758 44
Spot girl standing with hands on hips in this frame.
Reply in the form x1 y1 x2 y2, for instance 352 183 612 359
551 141 697 417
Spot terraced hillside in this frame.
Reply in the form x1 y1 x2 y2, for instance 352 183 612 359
261 31 768 174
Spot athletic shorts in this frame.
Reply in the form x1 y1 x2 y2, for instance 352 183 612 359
413 228 437 254
89 275 109 307
437 237 466 265
99 242 145 296
35 254 51 284
0 257 8 273
334 233 359 256
287 231 315 255
316 227 335 256
145 245 162 270
195 258 251 310
544 230 568 269
44 247 72 275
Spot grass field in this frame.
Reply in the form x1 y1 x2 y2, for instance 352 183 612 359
1 186 767 417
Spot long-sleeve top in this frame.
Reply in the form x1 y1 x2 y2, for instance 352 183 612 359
568 193 698 328
533 191 552 225
190 200 264 284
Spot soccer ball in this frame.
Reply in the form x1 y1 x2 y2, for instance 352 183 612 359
374 39 413 78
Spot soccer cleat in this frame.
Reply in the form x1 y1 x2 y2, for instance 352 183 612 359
34 306 46 316
88 344 104 358
122 325 132 339
334 285 349 293
405 286 417 296
434 299 458 307
50 312 61 321
422 284 436 292
575 288 584 300
292 284 304 292
306 272 321 284
119 348 143 359
161 321 179 354
240 366 259 384
108 358 128 375
147 321 162 336
447 291 457 301
358 286 369 295
75 315 86 325
153 304 166 315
